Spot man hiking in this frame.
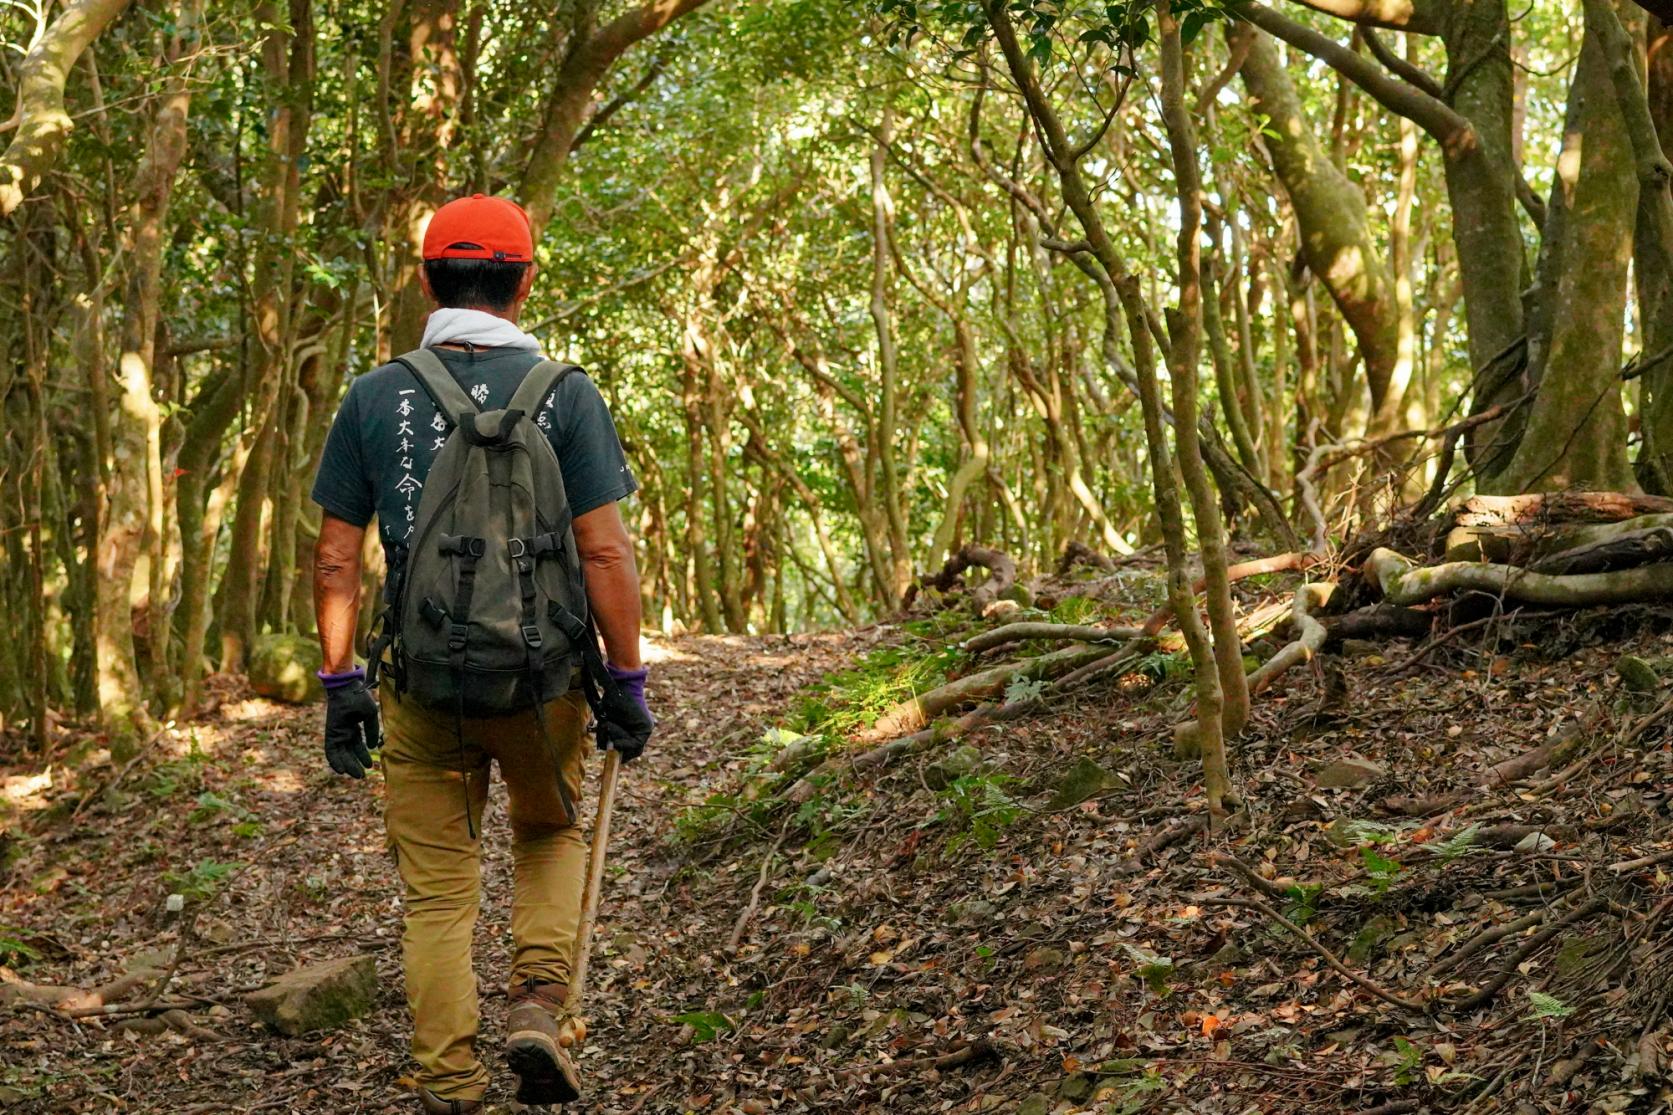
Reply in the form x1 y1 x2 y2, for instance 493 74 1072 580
309 193 654 1114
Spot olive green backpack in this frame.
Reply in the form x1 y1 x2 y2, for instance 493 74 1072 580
370 349 599 735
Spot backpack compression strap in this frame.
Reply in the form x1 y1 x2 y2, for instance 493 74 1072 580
507 358 580 419
394 348 480 427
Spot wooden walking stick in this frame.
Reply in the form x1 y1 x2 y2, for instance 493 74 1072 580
558 747 621 1048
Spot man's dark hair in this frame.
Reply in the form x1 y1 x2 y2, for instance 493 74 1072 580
423 258 531 312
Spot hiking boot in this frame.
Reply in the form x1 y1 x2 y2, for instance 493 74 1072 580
506 979 581 1105
417 1088 484 1114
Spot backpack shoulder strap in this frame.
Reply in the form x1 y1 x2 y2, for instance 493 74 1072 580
394 348 478 426
508 359 580 420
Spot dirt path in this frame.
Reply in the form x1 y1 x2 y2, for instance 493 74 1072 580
4 614 1672 1114
0 633 857 1114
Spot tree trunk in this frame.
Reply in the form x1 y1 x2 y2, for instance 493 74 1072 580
93 0 199 747
1496 4 1639 493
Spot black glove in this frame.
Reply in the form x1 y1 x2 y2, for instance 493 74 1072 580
595 664 654 763
323 673 381 778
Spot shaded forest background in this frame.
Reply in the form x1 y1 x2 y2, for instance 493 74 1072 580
2 0 1671 769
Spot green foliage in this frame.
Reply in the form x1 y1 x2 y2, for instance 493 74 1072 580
1048 595 1101 624
1137 649 1191 683
1283 881 1324 926
931 772 1022 852
1527 991 1575 1019
792 640 965 736
1004 676 1046 705
1121 942 1176 997
164 859 238 903
671 1010 735 1043
1435 823 1482 862
1390 1036 1423 1086
1359 847 1404 896
0 927 40 968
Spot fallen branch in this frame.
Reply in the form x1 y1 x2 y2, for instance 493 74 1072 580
838 1039 1001 1080
1452 895 1610 1012
1139 551 1321 637
1200 891 1427 1012
1451 492 1673 528
727 830 787 955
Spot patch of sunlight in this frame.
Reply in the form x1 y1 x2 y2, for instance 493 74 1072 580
160 722 228 758
222 698 286 723
641 639 697 665
267 768 307 795
3 769 55 811
1326 245 1367 287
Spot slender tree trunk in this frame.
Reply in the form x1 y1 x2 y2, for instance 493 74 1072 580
93 0 199 748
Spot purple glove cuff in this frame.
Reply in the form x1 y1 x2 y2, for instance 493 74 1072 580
606 663 649 710
317 665 365 691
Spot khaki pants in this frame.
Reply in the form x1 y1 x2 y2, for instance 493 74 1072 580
380 689 590 1102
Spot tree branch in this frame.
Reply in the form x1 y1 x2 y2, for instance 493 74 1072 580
1241 3 1472 149
1280 0 1443 35
1362 27 1444 99
0 0 135 216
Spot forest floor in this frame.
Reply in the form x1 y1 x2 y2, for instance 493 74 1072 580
3 570 1672 1114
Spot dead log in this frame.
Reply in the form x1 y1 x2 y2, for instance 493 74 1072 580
1528 526 1673 575
1321 604 1434 645
921 545 1017 613
1452 492 1673 528
1057 541 1117 574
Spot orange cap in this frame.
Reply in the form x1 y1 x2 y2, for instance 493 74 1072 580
422 194 534 262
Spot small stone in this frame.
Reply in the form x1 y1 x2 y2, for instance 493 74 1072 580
248 633 324 704
1314 758 1387 789
1024 946 1067 972
1616 654 1660 693
1209 941 1246 966
1057 1073 1094 1100
1347 915 1397 964
925 745 986 791
1017 1094 1052 1115
1047 756 1120 810
245 954 377 1036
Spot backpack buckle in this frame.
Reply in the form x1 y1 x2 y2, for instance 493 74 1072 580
521 624 543 649
509 538 527 559
448 623 470 652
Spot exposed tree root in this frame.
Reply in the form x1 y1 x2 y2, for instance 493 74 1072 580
921 545 1018 613
963 621 1141 656
1246 582 1334 695
1365 546 1673 607
862 643 1111 742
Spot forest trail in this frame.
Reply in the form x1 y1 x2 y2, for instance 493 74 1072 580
5 583 1673 1114
0 632 862 1114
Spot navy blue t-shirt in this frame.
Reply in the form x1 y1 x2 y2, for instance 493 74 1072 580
311 346 637 563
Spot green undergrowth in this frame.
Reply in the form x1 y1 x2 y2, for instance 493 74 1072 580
672 599 1130 851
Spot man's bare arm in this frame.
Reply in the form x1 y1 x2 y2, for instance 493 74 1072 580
315 514 368 673
571 501 643 670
